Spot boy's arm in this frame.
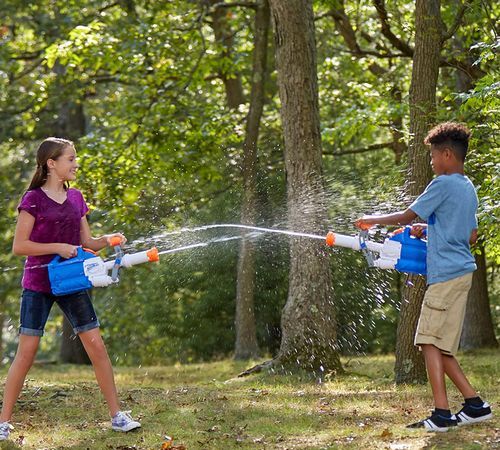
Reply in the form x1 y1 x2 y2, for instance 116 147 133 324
470 229 478 245
355 208 418 229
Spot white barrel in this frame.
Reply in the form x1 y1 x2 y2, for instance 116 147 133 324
121 251 150 267
332 233 384 253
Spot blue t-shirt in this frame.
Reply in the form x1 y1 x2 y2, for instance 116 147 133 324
410 174 478 284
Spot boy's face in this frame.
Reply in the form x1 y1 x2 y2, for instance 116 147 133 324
430 146 450 175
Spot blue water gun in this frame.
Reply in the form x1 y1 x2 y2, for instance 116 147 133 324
48 237 159 296
325 226 427 275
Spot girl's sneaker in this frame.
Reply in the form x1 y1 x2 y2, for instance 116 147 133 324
0 422 13 441
111 411 141 432
456 401 493 426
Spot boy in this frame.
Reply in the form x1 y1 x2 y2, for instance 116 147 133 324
355 122 492 432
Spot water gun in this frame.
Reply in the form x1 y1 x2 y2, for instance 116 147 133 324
325 226 427 275
48 236 159 296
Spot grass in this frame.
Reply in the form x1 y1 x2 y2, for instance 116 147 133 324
0 350 498 449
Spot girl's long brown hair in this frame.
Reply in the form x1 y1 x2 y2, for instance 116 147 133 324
27 137 74 191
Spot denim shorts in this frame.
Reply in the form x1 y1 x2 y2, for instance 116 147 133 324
19 289 100 337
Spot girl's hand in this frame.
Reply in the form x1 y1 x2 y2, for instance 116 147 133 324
105 233 127 247
56 244 79 259
410 224 427 238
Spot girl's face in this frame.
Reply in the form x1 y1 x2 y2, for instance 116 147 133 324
48 146 79 182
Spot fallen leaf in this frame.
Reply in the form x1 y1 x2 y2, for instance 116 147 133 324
380 428 393 438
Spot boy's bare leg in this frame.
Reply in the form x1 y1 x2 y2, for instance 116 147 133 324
421 344 449 410
0 335 40 422
442 354 477 399
78 328 120 417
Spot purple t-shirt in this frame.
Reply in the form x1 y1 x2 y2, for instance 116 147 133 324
17 188 89 293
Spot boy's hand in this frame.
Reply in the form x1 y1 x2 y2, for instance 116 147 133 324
354 216 376 230
106 233 127 247
56 244 79 259
410 224 427 238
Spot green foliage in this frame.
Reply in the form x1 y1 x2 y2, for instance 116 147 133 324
0 0 498 364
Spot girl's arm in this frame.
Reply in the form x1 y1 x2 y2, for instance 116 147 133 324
13 210 78 258
355 208 418 229
80 216 126 252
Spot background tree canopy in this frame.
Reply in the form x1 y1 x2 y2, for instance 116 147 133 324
0 0 498 367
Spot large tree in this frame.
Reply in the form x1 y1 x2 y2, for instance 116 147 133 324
263 0 341 373
395 0 443 384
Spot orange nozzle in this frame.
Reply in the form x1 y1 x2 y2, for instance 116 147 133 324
325 231 335 247
109 236 122 247
147 247 159 262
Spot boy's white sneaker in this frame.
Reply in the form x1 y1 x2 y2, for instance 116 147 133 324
456 401 493 426
111 411 141 432
0 421 13 441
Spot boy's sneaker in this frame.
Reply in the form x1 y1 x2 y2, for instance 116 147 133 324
406 410 457 432
0 422 13 441
111 411 141 432
456 401 493 426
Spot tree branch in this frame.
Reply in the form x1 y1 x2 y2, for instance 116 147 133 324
372 0 413 56
209 1 257 10
323 142 395 156
442 1 469 42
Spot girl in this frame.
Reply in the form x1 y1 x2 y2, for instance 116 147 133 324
0 138 140 441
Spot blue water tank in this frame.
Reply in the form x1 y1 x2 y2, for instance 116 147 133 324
390 227 427 276
48 247 95 296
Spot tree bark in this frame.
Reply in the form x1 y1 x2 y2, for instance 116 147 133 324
234 0 270 360
460 249 498 349
395 0 442 384
208 0 246 108
267 0 341 374
53 61 91 365
452 40 497 350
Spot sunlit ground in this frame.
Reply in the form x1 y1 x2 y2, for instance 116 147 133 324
0 351 498 449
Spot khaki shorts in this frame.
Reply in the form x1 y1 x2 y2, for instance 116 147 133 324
414 272 473 356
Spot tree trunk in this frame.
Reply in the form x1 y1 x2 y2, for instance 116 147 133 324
268 0 341 374
460 249 498 349
234 0 270 360
395 0 442 384
53 61 91 365
452 41 497 350
208 0 246 108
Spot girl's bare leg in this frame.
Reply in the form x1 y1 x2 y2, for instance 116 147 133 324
78 328 120 417
0 335 40 422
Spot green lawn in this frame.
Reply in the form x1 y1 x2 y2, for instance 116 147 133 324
0 350 498 449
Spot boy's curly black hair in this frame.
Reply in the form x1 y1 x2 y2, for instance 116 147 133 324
424 122 471 161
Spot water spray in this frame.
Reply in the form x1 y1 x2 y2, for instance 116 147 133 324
46 223 426 296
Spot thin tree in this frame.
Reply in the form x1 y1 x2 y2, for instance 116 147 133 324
235 0 270 360
460 249 498 349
